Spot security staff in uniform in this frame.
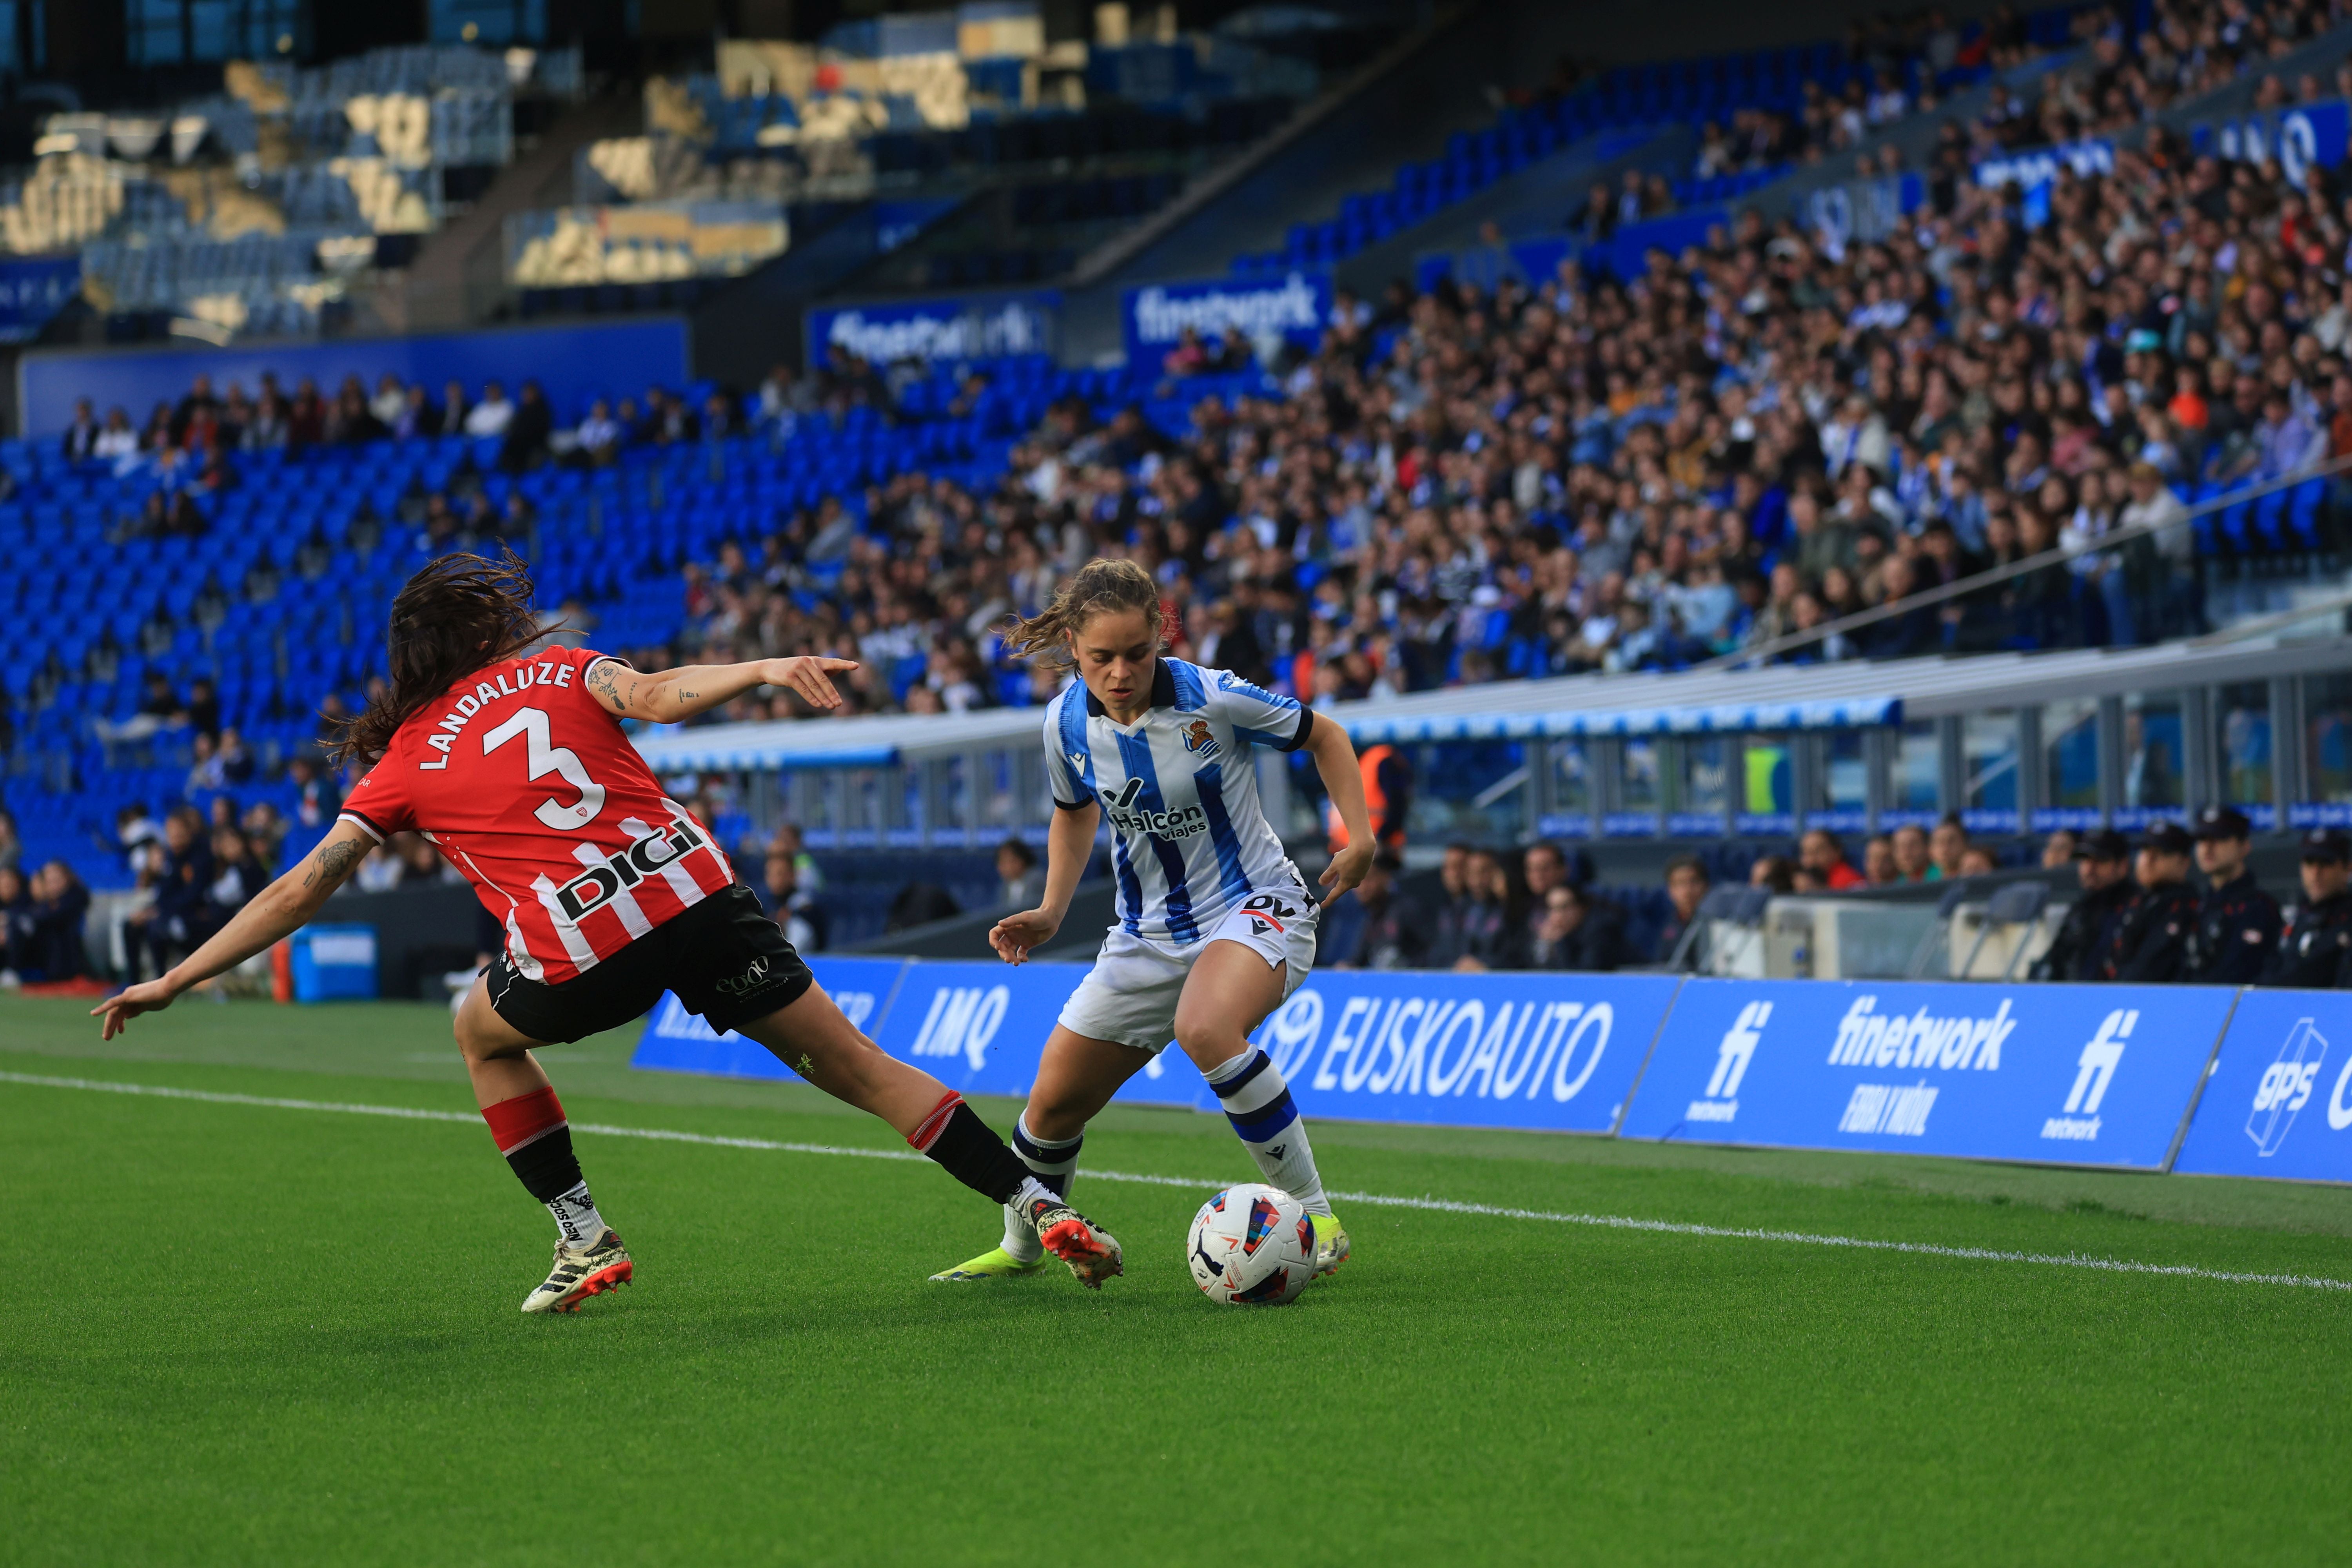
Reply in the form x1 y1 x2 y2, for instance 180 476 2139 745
2094 821 2204 982
2185 805 2282 985
2262 829 2352 988
2033 828 2137 981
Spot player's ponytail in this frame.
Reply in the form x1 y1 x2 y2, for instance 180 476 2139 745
1003 557 1164 666
327 549 549 768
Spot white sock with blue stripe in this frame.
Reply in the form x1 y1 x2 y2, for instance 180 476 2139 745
998 1115 1082 1263
1205 1048 1331 1217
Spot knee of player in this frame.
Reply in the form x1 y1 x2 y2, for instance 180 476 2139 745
1026 1076 1094 1130
452 1005 521 1063
1173 1009 1243 1061
452 1014 495 1062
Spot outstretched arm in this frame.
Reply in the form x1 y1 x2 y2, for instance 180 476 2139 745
584 655 858 723
92 818 377 1038
1305 717 1374 900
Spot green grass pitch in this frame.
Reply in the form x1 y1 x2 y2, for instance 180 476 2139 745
6 994 2352 1565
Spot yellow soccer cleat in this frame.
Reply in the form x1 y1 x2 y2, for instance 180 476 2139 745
521 1229 633 1314
930 1245 1051 1283
1308 1210 1350 1278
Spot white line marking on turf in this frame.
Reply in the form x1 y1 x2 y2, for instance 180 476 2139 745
8 1069 2348 1294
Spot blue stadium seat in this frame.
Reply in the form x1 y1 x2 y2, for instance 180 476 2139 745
2289 478 2326 550
2253 487 2290 552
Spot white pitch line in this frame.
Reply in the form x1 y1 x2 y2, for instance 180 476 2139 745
7 1069 2348 1294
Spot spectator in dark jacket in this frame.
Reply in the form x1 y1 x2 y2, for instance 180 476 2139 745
1449 848 1524 971
2265 829 2352 988
19 860 92 982
761 843 828 952
1325 851 1428 969
1522 842 1574 904
1860 555 1941 658
203 824 270 938
121 807 214 982
61 398 101 461
1426 842 1477 967
2033 829 2136 981
501 380 555 472
1525 884 1633 971
2094 822 2202 982
2185 806 2282 984
1656 854 1711 965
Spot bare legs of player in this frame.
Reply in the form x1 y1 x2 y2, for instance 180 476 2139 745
454 975 967 1139
454 981 559 1108
1023 938 1288 1138
732 984 968 1136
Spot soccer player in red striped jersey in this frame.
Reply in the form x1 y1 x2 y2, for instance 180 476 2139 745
94 552 1121 1311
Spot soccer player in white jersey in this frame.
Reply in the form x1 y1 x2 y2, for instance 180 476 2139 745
932 559 1374 1284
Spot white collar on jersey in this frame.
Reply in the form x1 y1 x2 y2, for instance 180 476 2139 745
1083 660 1179 719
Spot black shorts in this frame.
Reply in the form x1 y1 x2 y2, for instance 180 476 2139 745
486 884 815 1044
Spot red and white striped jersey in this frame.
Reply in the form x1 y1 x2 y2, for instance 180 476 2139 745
339 645 735 984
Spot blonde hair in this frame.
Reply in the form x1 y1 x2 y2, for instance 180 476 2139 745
1003 557 1163 666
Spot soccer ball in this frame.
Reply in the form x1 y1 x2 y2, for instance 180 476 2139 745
1186 1183 1314 1306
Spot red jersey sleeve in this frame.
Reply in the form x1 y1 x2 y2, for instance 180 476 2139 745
339 741 418 843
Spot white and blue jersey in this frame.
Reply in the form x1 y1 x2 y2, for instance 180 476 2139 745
1045 658 1315 947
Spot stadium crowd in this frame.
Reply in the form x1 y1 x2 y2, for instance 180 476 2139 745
1630 0 2351 222
637 48 2352 721
1317 808 2352 989
23 0 2352 989
44 18 2352 734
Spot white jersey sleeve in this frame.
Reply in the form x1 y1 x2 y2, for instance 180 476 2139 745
1201 668 1316 751
1044 688 1095 809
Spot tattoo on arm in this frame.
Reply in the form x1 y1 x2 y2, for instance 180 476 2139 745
586 660 625 712
305 837 365 891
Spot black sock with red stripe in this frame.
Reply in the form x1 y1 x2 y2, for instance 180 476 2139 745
907 1092 1034 1205
484 1086 611 1247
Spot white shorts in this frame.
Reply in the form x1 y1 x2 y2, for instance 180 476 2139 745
1057 890 1320 1055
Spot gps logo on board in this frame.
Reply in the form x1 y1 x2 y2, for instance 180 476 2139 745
2245 1017 2347 1156
553 817 708 921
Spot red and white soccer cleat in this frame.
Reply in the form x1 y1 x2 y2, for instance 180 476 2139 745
1022 1197 1124 1290
521 1229 634 1314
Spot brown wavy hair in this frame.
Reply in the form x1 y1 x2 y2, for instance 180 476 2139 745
1001 557 1163 666
327 549 548 767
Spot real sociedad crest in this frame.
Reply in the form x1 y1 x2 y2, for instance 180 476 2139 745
1181 719 1220 760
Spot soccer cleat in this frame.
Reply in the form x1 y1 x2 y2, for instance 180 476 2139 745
521 1229 633 1314
930 1245 1052 1282
1021 1196 1123 1289
1308 1210 1350 1278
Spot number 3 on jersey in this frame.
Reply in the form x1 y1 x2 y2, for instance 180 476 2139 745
482 706 607 829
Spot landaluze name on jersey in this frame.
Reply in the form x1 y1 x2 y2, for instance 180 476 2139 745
415 658 578 770
553 815 709 921
1101 776 1208 840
